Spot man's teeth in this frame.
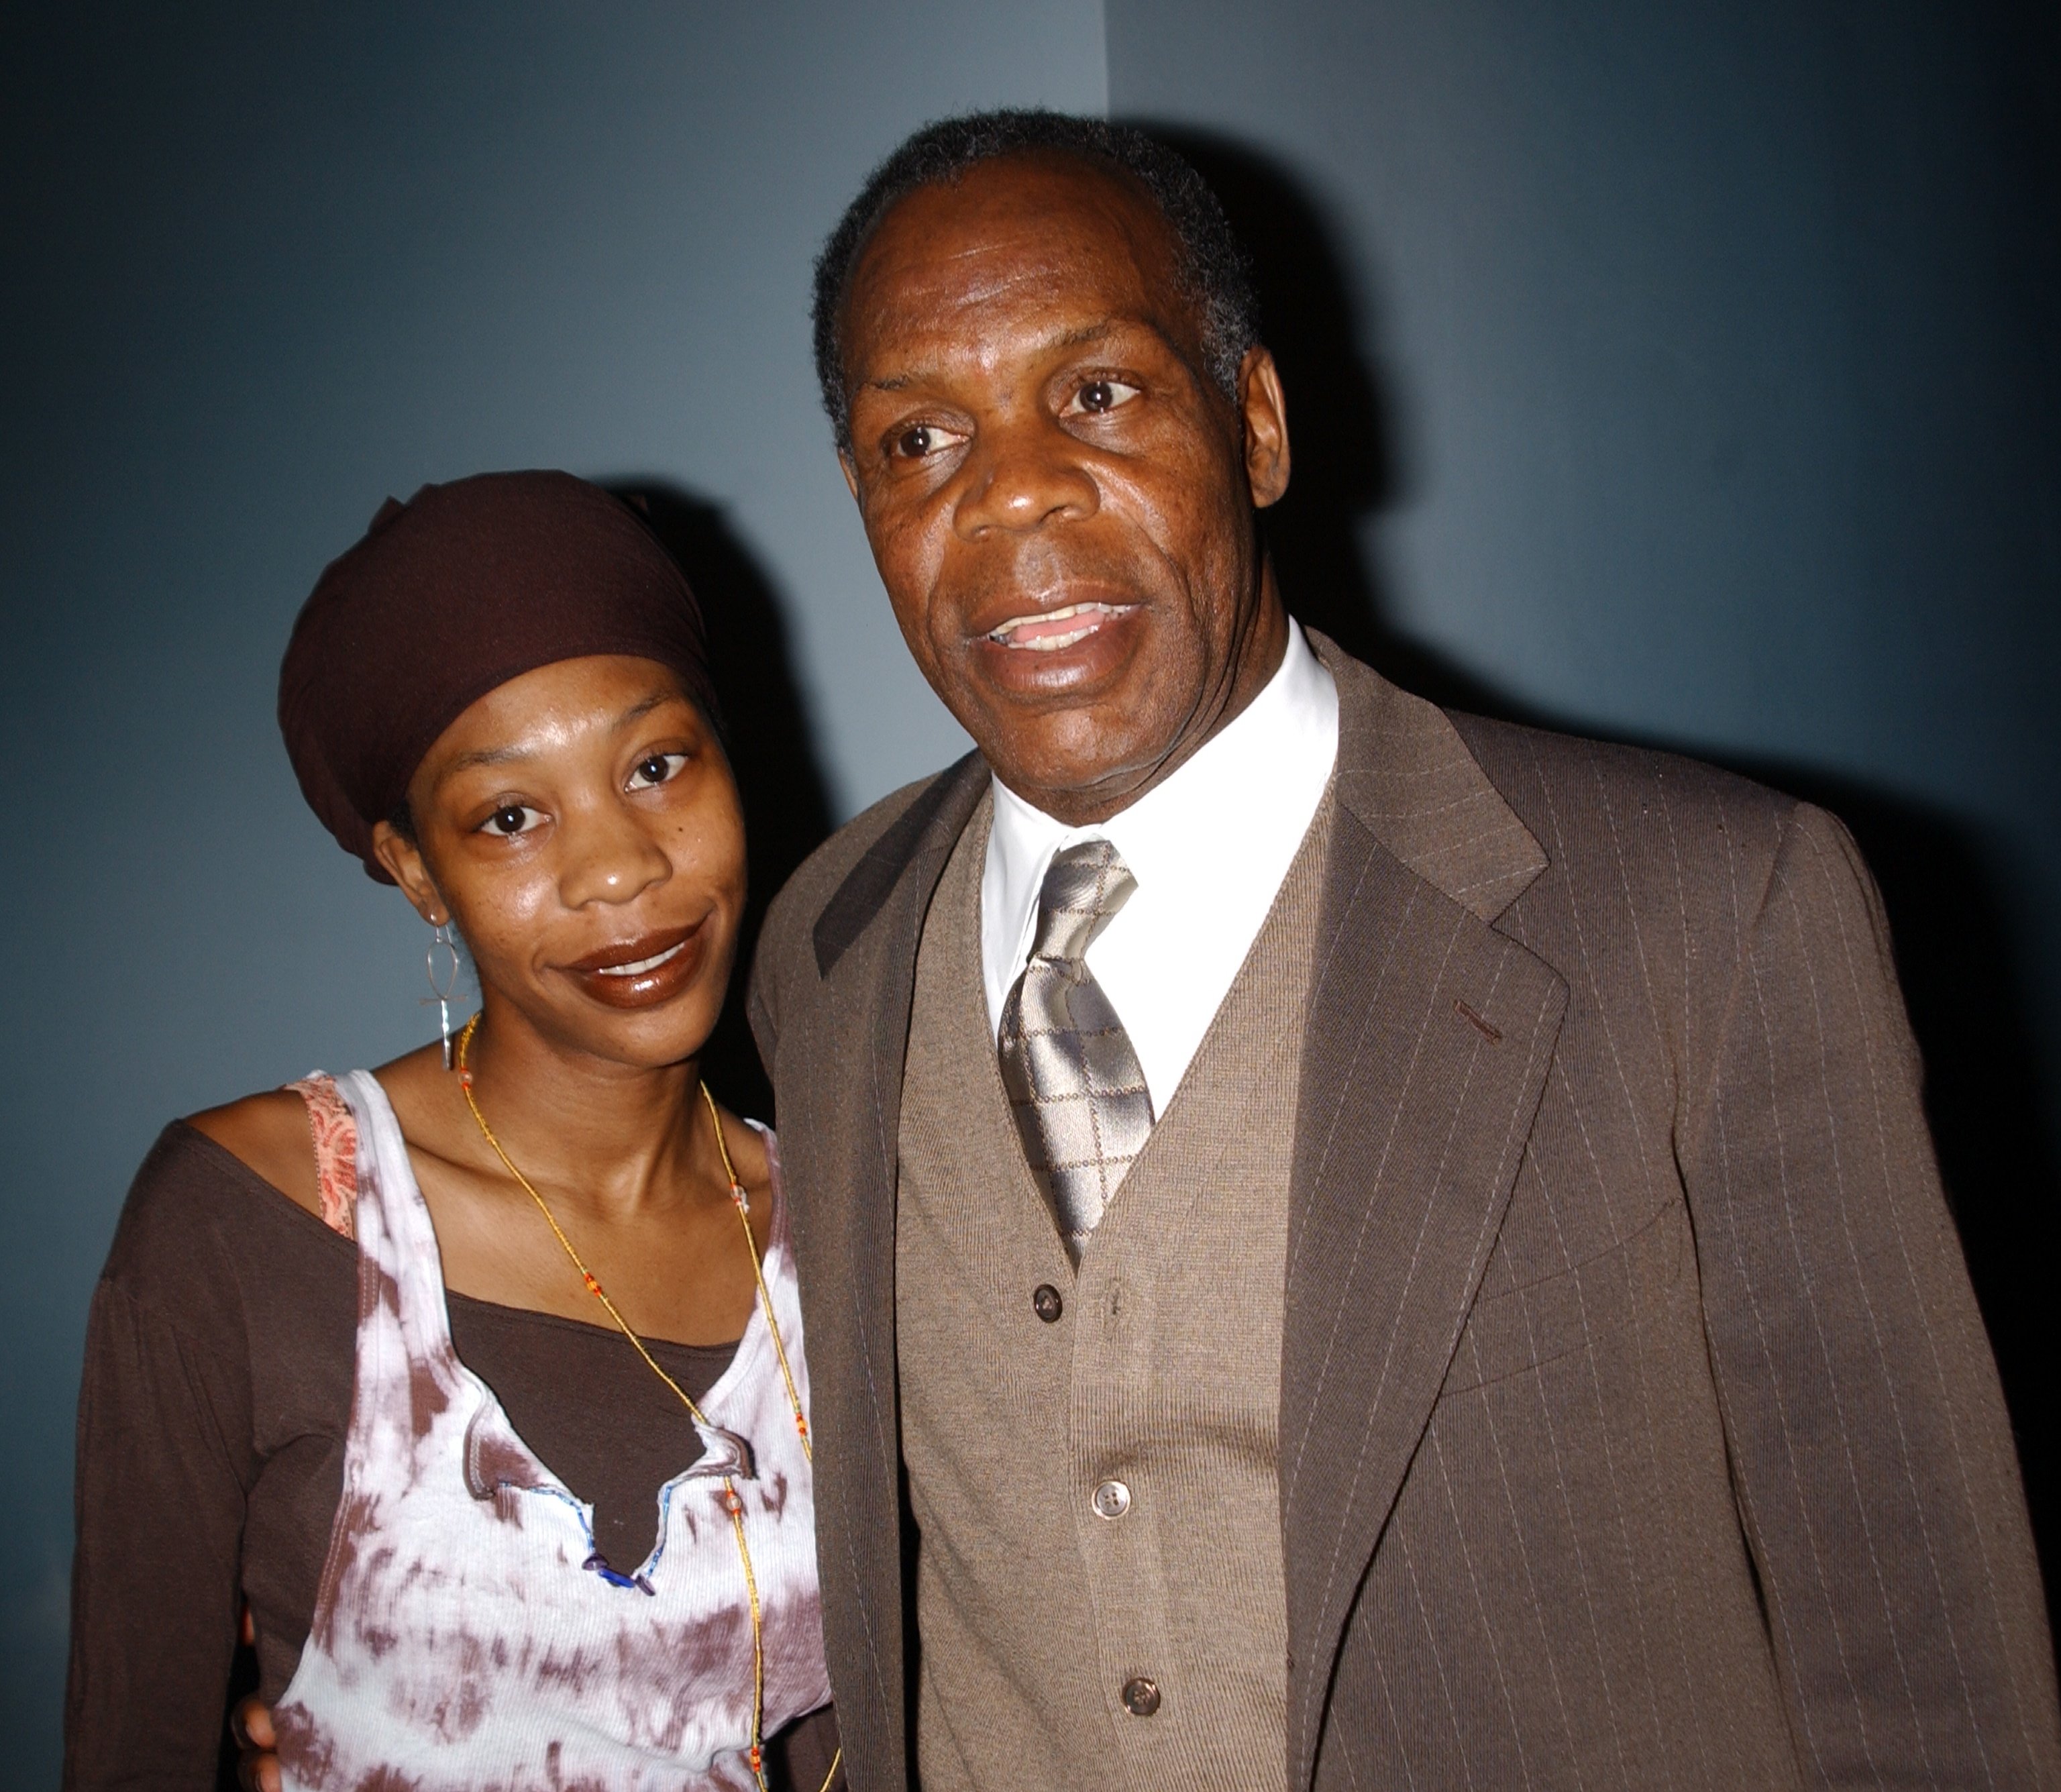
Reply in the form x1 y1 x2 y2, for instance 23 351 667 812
989 602 1128 650
594 941 686 977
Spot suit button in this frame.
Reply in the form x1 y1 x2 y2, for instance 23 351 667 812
1120 1676 1161 1717
1032 1283 1064 1322
1091 1479 1131 1520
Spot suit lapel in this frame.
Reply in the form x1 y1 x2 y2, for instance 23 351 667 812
787 751 987 1789
1281 641 1567 1791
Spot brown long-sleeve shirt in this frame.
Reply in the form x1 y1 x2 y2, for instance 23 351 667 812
65 1120 840 1790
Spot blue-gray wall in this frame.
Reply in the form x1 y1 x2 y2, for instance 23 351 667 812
5 2 2056 1776
1108 4 2060 1007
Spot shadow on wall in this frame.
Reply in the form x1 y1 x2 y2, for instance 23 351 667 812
1154 124 2061 1630
611 483 837 1122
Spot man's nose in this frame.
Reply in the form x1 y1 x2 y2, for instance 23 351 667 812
951 413 1099 538
556 796 671 910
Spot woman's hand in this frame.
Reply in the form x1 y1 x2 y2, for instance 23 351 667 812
230 1605 280 1792
230 1693 280 1792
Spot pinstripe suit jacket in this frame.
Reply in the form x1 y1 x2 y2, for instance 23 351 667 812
748 634 2058 1790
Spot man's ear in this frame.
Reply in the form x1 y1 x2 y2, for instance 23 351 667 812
838 449 859 500
1238 346 1291 510
370 820 450 927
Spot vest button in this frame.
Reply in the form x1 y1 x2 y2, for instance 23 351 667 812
1120 1676 1161 1717
1091 1479 1132 1520
1032 1283 1064 1322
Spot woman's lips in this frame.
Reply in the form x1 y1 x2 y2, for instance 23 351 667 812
592 940 688 978
562 925 708 1010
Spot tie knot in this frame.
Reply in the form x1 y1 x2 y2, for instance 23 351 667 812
1030 839 1137 963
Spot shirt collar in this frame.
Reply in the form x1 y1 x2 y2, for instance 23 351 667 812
982 620 1340 1020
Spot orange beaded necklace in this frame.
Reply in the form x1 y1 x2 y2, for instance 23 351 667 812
453 1013 830 1792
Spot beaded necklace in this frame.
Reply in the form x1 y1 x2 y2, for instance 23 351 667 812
454 1014 834 1792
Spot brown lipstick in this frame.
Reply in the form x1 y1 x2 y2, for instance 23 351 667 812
561 923 707 1010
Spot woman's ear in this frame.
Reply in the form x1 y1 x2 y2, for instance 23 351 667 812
370 820 448 926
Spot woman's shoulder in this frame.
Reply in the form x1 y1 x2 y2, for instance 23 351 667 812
723 1105 772 1172
186 1087 324 1219
101 1102 348 1324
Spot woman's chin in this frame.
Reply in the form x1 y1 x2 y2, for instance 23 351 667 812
575 990 720 1061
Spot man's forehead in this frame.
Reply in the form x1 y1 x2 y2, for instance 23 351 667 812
859 318 1149 396
845 158 1189 366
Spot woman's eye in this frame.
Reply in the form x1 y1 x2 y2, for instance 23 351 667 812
1065 378 1141 416
627 751 688 790
481 804 541 837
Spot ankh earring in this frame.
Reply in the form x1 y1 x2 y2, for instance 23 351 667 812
423 919 462 1069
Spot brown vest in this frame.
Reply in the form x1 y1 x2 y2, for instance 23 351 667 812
896 789 1334 1791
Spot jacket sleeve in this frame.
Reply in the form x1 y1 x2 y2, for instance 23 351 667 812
1680 800 2059 1787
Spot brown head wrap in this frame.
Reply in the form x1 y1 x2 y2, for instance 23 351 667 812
278 470 719 882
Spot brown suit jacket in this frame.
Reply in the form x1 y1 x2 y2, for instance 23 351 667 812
749 635 2059 1790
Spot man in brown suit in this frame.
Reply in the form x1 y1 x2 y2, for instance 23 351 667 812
751 111 2059 1791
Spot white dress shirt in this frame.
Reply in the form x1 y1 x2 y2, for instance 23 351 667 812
981 621 1340 1115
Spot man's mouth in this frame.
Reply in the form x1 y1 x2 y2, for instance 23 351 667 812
986 602 1137 651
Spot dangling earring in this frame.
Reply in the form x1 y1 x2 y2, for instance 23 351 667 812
423 919 462 1069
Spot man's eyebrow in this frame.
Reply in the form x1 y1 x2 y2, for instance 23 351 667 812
435 691 682 778
862 320 1122 394
1051 321 1114 351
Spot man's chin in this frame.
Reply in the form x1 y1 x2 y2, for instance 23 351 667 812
976 717 1175 821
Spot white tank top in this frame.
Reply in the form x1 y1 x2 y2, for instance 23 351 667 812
272 1069 830 1790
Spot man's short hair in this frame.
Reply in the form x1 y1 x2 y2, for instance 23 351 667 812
810 109 1259 452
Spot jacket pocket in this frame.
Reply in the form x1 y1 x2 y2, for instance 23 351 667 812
1438 1198 1687 1400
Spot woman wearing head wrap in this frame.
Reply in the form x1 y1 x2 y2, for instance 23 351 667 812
66 473 841 1792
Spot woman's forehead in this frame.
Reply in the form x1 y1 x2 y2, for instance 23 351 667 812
424 656 700 779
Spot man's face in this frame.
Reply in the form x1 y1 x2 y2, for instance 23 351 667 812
838 152 1290 824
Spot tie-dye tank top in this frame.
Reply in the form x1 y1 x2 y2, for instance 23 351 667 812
272 1069 830 1791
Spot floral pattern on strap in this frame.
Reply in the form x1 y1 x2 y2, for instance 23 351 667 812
286 1073 357 1239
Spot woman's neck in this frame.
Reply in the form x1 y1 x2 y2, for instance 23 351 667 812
454 1002 719 1224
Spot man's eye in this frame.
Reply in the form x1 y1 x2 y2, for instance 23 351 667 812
1065 378 1141 417
888 422 964 460
482 804 541 837
627 752 687 790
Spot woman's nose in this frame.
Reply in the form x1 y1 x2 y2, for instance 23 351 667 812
951 415 1100 539
556 796 670 909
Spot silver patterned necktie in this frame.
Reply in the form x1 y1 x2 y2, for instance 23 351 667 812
998 839 1155 1263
